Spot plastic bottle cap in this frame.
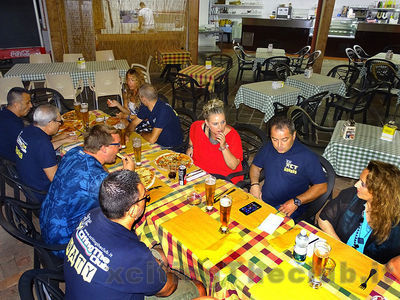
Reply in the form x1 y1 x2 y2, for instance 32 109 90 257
300 229 307 236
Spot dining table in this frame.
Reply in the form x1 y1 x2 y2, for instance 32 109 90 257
179 64 225 92
234 81 301 123
323 120 400 179
253 48 286 71
4 60 129 88
156 49 192 79
286 73 347 99
58 110 400 299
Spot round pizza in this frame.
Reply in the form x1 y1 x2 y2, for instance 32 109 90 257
62 110 78 120
135 167 156 189
59 120 83 132
106 116 121 126
155 153 192 171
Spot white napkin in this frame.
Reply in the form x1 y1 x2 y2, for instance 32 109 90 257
257 213 284 235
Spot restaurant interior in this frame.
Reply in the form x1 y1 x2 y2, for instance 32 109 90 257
1 0 400 298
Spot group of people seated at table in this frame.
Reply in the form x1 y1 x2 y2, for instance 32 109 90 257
1 79 400 297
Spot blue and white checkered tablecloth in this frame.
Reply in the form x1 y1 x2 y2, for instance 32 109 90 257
286 73 347 99
323 120 400 179
234 81 301 123
5 60 129 88
253 48 286 71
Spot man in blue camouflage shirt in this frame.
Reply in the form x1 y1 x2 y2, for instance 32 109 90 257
40 124 135 257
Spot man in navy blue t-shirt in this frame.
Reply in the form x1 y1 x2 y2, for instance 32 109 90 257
64 170 205 299
15 104 77 203
250 116 327 220
0 87 32 161
130 84 183 149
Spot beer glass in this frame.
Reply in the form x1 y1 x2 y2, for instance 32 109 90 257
73 101 81 120
80 103 89 130
219 195 232 233
115 123 127 148
205 175 216 211
132 137 142 166
310 241 336 289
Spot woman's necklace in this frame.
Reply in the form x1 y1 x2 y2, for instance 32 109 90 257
352 211 372 249
208 127 219 145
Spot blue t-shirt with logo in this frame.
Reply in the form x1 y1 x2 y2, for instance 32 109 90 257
15 125 57 202
0 108 24 161
64 207 167 300
253 140 327 216
40 147 108 256
137 100 183 148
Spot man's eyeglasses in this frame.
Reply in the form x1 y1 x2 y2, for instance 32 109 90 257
53 119 64 125
136 194 150 204
109 142 121 147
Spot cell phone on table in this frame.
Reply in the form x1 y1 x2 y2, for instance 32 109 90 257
239 201 262 215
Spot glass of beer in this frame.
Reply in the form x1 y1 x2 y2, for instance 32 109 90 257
132 137 142 166
205 175 216 211
73 101 81 120
310 241 336 289
80 102 89 130
219 195 232 234
115 122 127 149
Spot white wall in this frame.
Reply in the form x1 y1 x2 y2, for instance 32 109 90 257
199 0 209 26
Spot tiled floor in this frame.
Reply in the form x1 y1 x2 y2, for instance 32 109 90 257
0 48 384 298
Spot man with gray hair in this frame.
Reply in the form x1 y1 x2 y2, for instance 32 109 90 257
15 104 76 203
0 87 32 161
129 84 183 150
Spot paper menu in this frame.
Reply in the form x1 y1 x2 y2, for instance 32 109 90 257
257 213 284 235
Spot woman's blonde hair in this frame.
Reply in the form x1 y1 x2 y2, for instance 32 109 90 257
366 160 400 244
202 99 225 120
125 68 145 107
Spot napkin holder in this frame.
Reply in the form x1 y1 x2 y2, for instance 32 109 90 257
271 81 284 89
77 57 86 69
304 67 313 79
267 44 273 53
381 121 397 141
341 120 356 140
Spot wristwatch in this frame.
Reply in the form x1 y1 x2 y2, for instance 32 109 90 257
294 197 302 207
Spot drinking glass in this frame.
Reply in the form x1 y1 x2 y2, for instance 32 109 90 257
204 175 216 211
310 241 336 289
168 162 178 180
80 102 89 130
115 122 127 148
132 137 142 166
73 101 81 120
187 191 202 206
219 195 232 233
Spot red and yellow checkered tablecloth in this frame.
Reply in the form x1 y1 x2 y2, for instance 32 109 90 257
179 64 225 92
156 49 192 68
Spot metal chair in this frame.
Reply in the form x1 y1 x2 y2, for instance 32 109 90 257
0 76 24 106
0 196 65 271
353 45 370 61
293 50 322 74
62 53 83 62
212 66 232 106
345 48 364 68
171 73 209 116
89 70 123 110
29 88 65 115
327 64 360 91
206 53 233 70
274 63 293 81
233 45 255 84
95 50 115 61
288 45 311 73
294 155 335 224
257 56 291 81
18 268 65 300
29 54 52 64
173 107 197 153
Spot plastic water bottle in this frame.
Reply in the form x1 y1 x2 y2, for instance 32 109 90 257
293 229 309 264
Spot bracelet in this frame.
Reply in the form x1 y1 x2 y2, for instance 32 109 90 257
219 143 229 151
250 183 260 186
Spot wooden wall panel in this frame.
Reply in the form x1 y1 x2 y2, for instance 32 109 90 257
45 0 68 62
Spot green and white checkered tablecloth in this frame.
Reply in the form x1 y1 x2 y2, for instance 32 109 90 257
234 81 301 122
323 120 400 179
253 48 286 71
286 73 347 99
5 60 129 88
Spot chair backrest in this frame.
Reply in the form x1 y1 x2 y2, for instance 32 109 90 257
371 61 399 85
327 64 360 89
63 53 83 62
345 48 360 64
274 63 292 81
298 91 329 120
29 54 51 64
94 70 122 97
233 45 253 64
0 77 24 106
261 56 291 71
294 45 311 57
206 53 233 70
29 88 64 114
95 50 115 61
287 106 335 148
174 107 197 152
305 50 321 67
290 46 311 69
19 269 65 300
294 155 335 224
45 74 76 100
130 63 151 83
172 73 202 98
146 55 153 73
365 59 398 87
353 45 369 59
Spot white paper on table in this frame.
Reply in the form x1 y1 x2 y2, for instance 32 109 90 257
257 213 284 235
306 233 326 257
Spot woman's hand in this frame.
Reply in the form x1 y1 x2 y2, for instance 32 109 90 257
107 99 120 108
216 132 227 148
